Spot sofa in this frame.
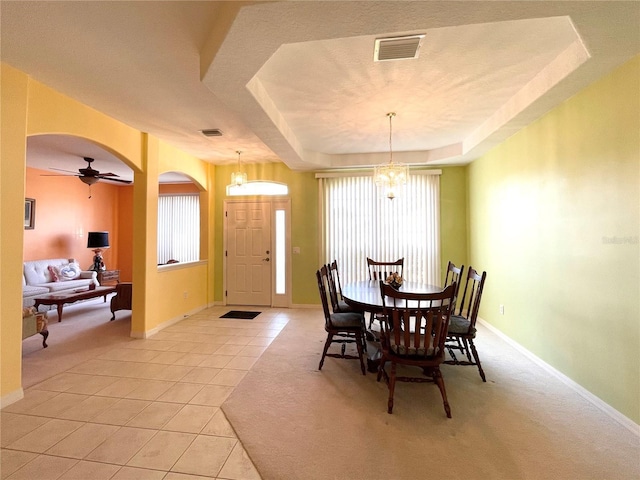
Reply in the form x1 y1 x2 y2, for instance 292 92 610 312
23 258 99 308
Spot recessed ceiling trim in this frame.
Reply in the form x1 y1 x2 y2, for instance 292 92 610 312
374 34 425 62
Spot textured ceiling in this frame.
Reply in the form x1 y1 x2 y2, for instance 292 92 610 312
2 1 639 183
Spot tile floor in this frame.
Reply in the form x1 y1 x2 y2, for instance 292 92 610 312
1 306 294 480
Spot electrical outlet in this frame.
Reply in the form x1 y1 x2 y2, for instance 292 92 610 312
499 304 504 315
183 291 188 299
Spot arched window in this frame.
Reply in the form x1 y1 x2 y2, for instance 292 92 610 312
226 181 288 196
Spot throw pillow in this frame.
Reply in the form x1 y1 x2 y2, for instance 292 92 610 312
47 265 59 282
58 262 81 281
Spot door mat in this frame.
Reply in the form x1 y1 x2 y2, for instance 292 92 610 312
220 311 261 320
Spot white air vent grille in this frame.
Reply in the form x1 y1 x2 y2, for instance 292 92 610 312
200 129 223 137
374 34 425 62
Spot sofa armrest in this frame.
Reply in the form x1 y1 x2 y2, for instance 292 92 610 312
79 270 97 280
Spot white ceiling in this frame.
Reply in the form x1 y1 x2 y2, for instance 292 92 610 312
2 1 639 183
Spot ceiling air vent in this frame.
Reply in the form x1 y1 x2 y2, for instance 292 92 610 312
374 34 425 62
200 129 223 137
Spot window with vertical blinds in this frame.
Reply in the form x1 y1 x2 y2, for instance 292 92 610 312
320 173 440 285
157 194 200 264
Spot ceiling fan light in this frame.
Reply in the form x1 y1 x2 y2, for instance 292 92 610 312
80 175 99 185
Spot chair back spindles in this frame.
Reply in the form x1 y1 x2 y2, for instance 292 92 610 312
444 261 464 304
456 267 486 326
367 257 404 281
327 260 361 314
328 260 344 295
316 266 333 327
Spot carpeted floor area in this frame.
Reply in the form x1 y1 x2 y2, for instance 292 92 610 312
222 312 640 480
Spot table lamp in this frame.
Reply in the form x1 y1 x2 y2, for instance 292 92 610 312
87 231 109 271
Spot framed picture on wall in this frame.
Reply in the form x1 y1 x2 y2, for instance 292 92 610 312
25 198 35 229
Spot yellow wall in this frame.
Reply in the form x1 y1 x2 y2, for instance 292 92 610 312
468 57 640 422
26 81 143 171
1 64 30 402
134 137 213 336
440 167 468 283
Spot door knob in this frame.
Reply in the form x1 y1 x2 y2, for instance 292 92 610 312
262 258 270 262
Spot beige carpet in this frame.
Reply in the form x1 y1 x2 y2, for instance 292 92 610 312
222 312 640 480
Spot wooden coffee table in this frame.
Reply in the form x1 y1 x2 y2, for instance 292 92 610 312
33 286 117 322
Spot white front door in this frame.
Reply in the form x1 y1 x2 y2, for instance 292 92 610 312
226 202 272 306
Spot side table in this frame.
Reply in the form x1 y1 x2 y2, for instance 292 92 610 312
98 270 120 285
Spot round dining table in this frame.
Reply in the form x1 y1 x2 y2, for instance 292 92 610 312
341 280 443 312
341 280 444 372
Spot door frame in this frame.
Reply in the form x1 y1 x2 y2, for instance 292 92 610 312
223 197 291 308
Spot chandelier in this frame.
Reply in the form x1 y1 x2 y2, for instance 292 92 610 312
373 112 408 200
230 150 247 186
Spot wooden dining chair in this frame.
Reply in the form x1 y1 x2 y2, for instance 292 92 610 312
377 281 457 417
444 266 487 382
444 261 464 306
327 260 361 315
367 257 404 281
316 266 367 375
366 257 404 329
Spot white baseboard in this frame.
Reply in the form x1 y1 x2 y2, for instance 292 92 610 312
214 302 316 309
478 318 639 436
1 388 24 409
133 305 207 339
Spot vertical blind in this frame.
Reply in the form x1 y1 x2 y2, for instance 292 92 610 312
321 173 440 285
157 194 200 264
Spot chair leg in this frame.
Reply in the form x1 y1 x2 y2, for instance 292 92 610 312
355 332 366 375
433 367 451 418
468 338 486 382
461 337 472 361
377 357 386 382
359 319 368 353
446 343 458 363
318 333 333 371
387 362 397 414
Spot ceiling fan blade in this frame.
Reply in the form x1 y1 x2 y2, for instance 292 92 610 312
96 172 120 177
49 167 79 174
101 177 132 184
41 173 81 177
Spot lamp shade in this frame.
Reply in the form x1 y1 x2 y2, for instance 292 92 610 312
87 231 110 249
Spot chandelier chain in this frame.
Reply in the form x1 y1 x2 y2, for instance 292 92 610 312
388 112 395 164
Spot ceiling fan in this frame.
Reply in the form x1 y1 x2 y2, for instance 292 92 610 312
44 157 132 185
